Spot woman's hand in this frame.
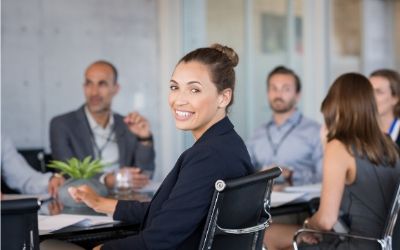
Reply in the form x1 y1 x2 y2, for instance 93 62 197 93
68 185 118 215
299 231 321 245
93 244 103 250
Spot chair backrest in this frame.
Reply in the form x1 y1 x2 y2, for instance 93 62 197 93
1 198 41 250
382 181 400 249
18 148 48 173
199 167 282 250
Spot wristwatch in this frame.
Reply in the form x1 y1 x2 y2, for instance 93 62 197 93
137 134 153 142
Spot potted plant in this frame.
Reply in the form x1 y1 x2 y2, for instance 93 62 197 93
48 156 108 207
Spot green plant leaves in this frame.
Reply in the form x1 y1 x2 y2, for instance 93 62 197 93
47 156 105 179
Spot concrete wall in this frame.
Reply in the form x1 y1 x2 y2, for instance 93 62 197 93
1 0 164 175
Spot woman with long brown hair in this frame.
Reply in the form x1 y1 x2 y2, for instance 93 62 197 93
264 73 400 250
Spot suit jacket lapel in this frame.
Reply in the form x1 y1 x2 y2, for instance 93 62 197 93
114 114 128 167
76 106 96 159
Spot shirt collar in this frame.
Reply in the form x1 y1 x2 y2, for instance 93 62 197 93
268 109 301 127
84 105 114 130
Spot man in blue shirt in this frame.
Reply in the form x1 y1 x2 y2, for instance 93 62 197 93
247 66 323 187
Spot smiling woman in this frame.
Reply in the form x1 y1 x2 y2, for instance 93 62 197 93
168 44 238 140
61 43 255 250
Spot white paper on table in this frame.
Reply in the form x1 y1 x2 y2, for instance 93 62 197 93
270 192 306 207
38 214 115 232
284 183 322 194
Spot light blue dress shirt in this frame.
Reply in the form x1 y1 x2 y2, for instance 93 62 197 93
247 110 323 185
1 136 52 194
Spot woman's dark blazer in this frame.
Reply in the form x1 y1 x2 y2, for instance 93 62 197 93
102 117 254 250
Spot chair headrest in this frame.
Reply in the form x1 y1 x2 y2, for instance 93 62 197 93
1 198 40 215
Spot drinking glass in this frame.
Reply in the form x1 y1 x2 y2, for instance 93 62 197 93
114 169 134 198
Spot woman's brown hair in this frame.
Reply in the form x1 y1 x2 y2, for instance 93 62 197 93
321 73 398 166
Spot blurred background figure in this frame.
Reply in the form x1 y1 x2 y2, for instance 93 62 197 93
264 73 400 250
247 66 323 188
50 60 155 190
1 135 64 197
370 69 400 147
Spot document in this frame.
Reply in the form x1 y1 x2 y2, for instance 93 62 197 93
284 183 321 200
270 192 306 207
269 183 322 207
38 214 116 232
284 183 321 194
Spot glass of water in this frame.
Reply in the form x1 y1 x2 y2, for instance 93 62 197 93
114 169 134 198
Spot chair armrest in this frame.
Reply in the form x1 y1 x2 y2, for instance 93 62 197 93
292 228 381 250
216 211 272 235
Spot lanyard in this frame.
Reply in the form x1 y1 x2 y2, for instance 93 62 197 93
84 115 116 159
89 126 115 159
388 118 400 141
266 114 303 156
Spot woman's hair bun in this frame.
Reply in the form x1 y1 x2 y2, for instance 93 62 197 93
210 43 239 67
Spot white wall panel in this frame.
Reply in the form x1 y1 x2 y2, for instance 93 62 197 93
2 0 161 171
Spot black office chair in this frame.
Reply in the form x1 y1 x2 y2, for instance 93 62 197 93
292 181 400 250
1 198 41 250
199 167 282 250
18 148 50 173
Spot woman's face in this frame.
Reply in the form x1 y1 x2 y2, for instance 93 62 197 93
168 61 231 140
370 76 398 117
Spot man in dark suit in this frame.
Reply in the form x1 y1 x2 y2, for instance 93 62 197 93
50 60 155 189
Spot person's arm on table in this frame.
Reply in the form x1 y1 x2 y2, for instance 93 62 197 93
68 185 150 222
2 136 61 195
68 185 117 215
101 148 236 250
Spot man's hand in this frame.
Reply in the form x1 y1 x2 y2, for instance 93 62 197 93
281 167 293 186
263 165 293 187
124 112 151 139
108 167 150 189
123 167 151 189
47 199 64 215
48 174 65 198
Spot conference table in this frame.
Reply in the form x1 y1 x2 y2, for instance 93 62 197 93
3 182 321 249
270 183 321 216
37 191 152 249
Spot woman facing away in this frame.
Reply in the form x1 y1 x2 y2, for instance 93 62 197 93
369 69 400 147
264 73 400 250
67 44 254 250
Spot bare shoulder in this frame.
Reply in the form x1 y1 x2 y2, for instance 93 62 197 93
324 139 355 178
325 139 353 162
